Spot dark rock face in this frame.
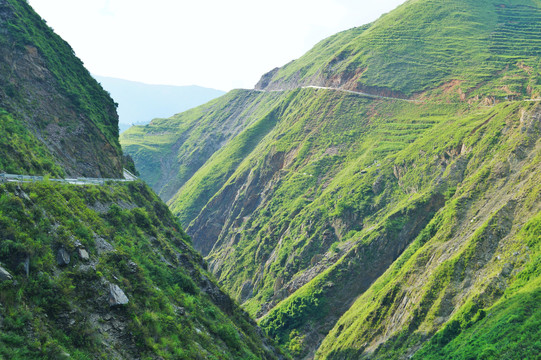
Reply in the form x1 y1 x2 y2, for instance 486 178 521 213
56 248 70 266
239 280 254 302
0 0 123 177
0 266 12 281
22 256 29 277
95 237 115 254
108 283 129 306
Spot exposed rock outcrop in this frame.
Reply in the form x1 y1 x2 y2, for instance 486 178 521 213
108 283 129 306
0 0 123 177
56 248 70 266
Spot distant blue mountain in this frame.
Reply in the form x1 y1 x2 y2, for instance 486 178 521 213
93 75 225 132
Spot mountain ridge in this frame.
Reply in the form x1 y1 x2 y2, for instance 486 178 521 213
256 0 541 102
122 0 541 358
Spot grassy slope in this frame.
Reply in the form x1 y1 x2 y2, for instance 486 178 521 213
413 214 541 360
121 90 286 202
258 0 541 100
167 90 300 228
0 108 64 176
0 180 282 360
314 101 541 359
122 0 541 358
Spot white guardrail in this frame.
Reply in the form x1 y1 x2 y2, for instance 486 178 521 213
0 169 137 185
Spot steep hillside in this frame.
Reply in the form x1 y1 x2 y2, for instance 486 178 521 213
256 0 541 101
0 0 123 177
121 89 286 202
262 100 541 358
93 76 225 133
0 180 283 359
0 1 284 359
315 105 541 358
122 0 541 358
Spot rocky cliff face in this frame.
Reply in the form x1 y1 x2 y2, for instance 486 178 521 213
0 0 123 177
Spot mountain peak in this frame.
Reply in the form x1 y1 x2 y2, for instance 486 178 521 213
256 0 541 101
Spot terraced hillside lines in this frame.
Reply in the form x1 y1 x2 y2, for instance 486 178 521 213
370 117 438 156
490 4 541 58
256 0 541 101
121 90 286 202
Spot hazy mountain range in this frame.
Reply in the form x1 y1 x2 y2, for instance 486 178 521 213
94 75 225 132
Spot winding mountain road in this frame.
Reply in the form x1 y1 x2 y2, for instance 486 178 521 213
0 168 138 185
255 85 422 102
301 85 423 102
256 85 541 103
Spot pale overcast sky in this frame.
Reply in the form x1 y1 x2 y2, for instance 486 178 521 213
28 0 406 91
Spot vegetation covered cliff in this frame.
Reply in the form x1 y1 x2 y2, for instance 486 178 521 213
0 1 284 358
0 180 284 359
0 0 123 177
123 0 541 358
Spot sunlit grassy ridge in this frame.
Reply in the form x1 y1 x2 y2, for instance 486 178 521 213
258 0 541 100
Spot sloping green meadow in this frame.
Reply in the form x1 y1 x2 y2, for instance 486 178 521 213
259 0 541 100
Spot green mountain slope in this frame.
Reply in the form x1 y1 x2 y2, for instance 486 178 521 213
0 108 64 176
122 0 541 358
121 90 286 203
0 181 284 360
0 1 284 359
0 0 123 177
256 0 541 101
